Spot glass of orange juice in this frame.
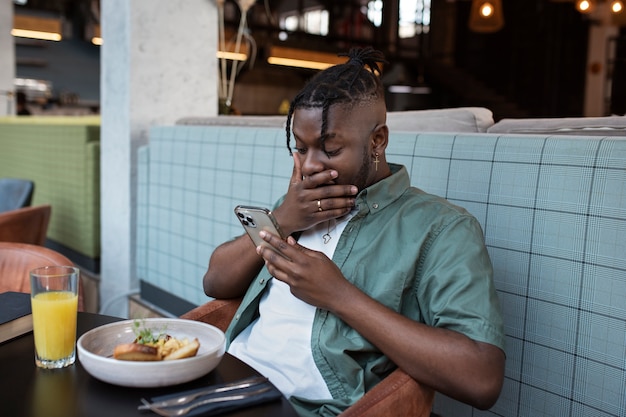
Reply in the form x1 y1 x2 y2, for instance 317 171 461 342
30 266 79 369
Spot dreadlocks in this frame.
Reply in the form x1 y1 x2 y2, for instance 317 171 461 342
286 47 387 154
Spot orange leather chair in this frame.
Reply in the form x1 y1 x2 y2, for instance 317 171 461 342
0 205 51 246
0 242 84 312
181 298 434 417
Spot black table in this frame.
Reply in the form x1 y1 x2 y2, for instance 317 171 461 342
0 312 299 417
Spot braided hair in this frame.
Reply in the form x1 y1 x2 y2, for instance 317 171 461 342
285 47 387 154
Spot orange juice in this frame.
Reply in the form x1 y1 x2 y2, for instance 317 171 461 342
31 291 78 360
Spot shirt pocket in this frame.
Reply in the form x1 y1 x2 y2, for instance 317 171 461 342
346 263 414 313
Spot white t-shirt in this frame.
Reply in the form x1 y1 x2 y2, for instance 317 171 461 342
228 214 353 399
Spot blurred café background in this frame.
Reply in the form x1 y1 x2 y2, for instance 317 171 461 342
0 0 624 317
4 0 626 119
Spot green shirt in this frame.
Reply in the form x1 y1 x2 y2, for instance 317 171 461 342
225 164 505 416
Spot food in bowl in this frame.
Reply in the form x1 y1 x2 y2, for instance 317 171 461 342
112 321 200 361
77 318 226 387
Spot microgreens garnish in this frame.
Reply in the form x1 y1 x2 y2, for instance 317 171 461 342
132 320 168 345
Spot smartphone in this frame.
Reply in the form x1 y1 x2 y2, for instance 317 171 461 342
234 205 286 250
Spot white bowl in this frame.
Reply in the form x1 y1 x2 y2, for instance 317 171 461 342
77 318 226 388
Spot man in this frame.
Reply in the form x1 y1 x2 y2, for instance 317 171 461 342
204 47 505 416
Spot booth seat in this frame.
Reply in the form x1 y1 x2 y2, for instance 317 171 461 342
177 106 495 133
0 116 101 272
136 110 625 416
488 114 626 136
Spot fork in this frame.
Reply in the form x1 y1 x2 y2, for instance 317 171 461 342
138 376 267 410
140 386 272 416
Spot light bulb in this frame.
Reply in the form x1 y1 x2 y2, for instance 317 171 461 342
576 0 593 13
480 2 494 17
611 0 623 13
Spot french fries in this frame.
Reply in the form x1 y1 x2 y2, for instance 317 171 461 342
162 338 201 361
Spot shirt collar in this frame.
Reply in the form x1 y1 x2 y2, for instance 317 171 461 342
355 163 409 216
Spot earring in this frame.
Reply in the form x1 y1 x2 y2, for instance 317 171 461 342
374 153 380 171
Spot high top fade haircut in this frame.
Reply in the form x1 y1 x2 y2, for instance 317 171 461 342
286 47 387 155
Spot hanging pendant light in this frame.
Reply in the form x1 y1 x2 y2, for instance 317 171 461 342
552 0 623 15
575 0 596 13
468 0 505 33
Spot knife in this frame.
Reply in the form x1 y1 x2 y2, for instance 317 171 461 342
137 376 268 410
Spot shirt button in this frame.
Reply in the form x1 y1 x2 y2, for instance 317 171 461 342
235 314 240 320
372 203 379 209
259 278 265 285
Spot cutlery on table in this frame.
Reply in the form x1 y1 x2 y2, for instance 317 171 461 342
139 386 272 416
137 376 268 410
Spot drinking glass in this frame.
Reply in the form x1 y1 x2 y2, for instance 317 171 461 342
30 266 79 369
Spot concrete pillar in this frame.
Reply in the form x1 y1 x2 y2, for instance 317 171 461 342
0 1 15 115
100 0 218 317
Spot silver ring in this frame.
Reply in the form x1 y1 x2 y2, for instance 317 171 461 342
317 199 323 212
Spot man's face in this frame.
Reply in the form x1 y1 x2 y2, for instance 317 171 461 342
291 105 379 192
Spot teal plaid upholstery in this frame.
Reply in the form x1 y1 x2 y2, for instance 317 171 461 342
137 126 292 303
138 126 626 417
